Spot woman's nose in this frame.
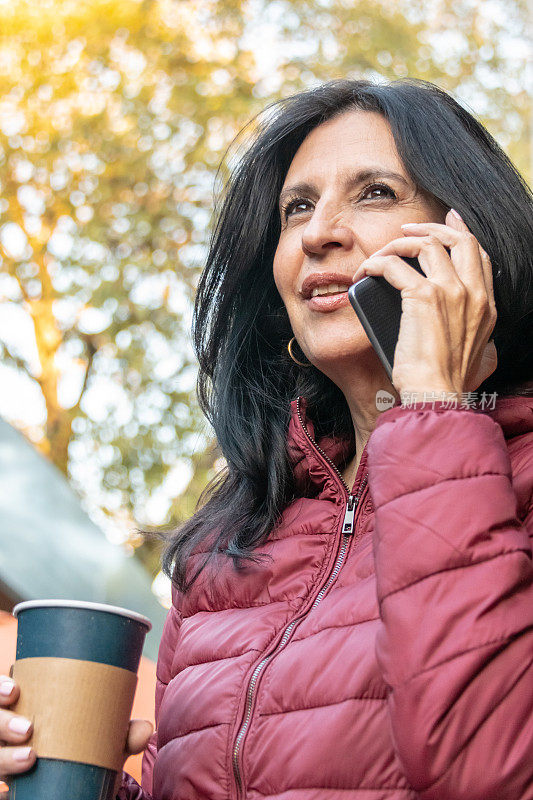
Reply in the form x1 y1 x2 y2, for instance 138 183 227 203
301 207 355 256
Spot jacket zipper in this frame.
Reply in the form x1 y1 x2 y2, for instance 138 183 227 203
231 396 369 798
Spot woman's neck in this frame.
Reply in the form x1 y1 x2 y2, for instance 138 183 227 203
341 453 360 491
341 436 368 491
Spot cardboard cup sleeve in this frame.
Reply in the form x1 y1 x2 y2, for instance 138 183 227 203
11 656 138 771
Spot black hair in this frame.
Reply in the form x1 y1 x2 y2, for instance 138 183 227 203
155 77 533 592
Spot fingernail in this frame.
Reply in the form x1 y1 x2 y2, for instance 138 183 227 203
9 716 31 734
400 222 421 228
0 679 14 696
450 208 462 220
13 746 32 761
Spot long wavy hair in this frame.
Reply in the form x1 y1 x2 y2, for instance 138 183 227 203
155 77 533 593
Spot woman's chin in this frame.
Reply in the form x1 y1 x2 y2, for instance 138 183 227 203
306 339 377 370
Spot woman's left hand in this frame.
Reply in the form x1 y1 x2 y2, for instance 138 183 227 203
351 209 498 400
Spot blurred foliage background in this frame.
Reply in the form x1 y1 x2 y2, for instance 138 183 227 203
0 0 531 594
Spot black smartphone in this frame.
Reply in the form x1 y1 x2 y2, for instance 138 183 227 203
347 256 425 380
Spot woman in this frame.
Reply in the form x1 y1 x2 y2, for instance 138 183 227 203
1 78 532 799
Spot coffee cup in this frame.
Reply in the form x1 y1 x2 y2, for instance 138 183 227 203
7 599 152 800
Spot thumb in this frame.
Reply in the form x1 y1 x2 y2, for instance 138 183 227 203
467 339 498 392
113 720 154 798
125 719 154 755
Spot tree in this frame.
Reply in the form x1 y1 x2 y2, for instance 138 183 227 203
0 0 256 557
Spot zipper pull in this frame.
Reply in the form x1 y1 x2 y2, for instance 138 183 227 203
342 495 358 535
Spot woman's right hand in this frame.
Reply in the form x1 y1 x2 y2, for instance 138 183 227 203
0 675 36 780
1 674 154 795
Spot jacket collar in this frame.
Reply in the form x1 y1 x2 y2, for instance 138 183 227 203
287 397 355 497
287 393 533 495
483 393 533 437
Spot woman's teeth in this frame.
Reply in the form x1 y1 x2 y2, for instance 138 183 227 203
311 283 348 297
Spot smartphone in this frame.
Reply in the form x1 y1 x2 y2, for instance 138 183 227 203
347 256 425 380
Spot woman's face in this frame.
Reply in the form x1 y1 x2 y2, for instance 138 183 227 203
273 109 447 377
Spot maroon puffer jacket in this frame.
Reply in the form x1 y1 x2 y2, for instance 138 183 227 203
119 394 533 800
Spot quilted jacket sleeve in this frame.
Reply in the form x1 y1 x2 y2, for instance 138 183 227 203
367 401 533 800
117 591 184 800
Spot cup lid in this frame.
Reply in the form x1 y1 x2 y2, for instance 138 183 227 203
12 599 152 631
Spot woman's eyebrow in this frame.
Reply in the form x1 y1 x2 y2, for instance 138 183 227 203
278 167 409 211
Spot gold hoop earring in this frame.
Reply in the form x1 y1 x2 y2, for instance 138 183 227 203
287 337 310 367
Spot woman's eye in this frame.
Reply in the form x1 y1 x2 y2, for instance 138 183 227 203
361 183 396 200
281 198 312 219
281 184 396 220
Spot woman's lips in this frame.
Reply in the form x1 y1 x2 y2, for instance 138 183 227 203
306 291 350 312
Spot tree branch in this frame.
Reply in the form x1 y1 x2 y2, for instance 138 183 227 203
0 339 36 383
68 333 98 415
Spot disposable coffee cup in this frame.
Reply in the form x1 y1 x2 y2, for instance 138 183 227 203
7 599 152 800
